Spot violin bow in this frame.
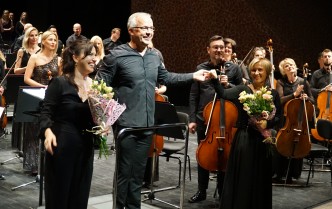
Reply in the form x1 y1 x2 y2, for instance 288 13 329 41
0 55 22 87
238 46 255 68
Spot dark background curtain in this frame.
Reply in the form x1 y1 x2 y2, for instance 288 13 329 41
2 0 331 105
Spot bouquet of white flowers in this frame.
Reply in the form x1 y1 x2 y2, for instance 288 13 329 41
238 86 276 145
87 79 126 159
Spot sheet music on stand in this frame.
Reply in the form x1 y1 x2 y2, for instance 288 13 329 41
22 88 45 100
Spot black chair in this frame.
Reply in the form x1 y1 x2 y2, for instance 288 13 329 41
141 111 191 208
159 111 191 187
305 119 332 186
138 107 190 209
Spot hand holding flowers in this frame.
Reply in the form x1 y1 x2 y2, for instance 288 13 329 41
239 86 276 145
87 79 126 159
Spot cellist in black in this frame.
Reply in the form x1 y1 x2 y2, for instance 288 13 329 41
188 35 242 203
274 58 314 184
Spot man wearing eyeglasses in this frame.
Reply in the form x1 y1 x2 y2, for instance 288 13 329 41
188 35 243 203
96 12 211 209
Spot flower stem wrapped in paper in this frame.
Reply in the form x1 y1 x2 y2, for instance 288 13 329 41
87 79 126 159
239 86 276 155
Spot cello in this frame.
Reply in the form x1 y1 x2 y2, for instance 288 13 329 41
311 68 332 141
196 87 238 172
276 65 313 158
148 93 166 157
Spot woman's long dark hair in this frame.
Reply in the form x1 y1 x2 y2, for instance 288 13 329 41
60 40 94 90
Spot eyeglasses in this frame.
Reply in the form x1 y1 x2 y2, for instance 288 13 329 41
133 26 155 32
210 45 225 50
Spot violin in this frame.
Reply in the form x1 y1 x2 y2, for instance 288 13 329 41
311 66 332 141
266 39 277 89
148 93 166 157
0 55 22 129
231 53 238 64
47 70 52 80
276 65 313 158
196 84 238 171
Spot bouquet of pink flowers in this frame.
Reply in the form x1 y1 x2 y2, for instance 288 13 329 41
87 79 126 159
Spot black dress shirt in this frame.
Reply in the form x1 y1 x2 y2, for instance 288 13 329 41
65 34 88 47
310 68 331 99
96 43 193 127
102 38 122 54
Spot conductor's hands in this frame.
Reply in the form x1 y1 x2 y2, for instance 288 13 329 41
193 69 212 81
209 70 218 79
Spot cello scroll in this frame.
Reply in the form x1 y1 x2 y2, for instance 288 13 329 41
266 38 276 89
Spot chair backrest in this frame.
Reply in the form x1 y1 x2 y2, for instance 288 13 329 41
162 112 189 152
165 112 189 142
176 111 189 131
317 119 332 139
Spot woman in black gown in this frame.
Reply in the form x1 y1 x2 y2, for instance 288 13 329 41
210 57 282 209
39 40 97 209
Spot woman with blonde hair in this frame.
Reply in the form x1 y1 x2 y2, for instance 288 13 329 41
273 58 314 184
89 35 105 78
14 26 40 74
210 58 282 209
21 30 61 175
24 30 61 87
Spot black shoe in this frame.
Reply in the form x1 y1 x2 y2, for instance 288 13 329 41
0 174 5 180
188 190 206 203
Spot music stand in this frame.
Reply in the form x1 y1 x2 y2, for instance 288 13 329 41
9 86 45 206
1 86 42 165
3 74 25 105
113 101 189 209
154 101 184 139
